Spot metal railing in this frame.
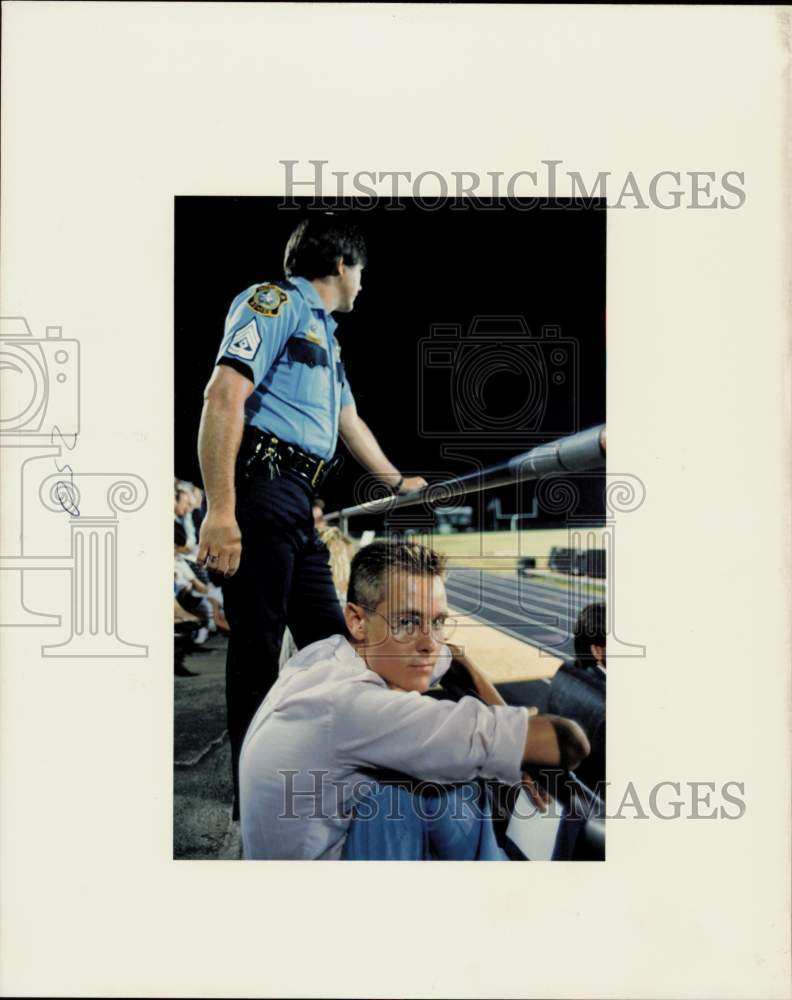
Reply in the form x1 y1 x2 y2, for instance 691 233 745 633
325 424 606 534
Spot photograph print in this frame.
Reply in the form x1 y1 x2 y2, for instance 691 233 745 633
173 195 606 861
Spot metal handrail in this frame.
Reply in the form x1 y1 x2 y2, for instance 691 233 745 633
325 424 605 533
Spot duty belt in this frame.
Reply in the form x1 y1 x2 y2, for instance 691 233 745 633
238 427 342 490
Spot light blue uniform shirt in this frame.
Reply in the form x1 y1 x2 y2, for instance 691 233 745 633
216 275 355 461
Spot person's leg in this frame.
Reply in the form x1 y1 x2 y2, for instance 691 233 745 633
223 476 309 817
341 785 428 860
287 527 348 650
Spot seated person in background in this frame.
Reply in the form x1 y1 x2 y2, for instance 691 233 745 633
547 602 606 792
317 525 355 602
240 540 589 860
174 487 194 556
573 602 606 677
174 583 201 677
312 497 328 532
190 484 206 535
174 552 211 645
175 483 229 635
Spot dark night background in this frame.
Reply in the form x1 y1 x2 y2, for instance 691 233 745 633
175 198 605 531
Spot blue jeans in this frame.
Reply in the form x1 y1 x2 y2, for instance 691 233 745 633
342 781 509 861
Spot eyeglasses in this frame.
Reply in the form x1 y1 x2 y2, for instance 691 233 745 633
359 606 458 644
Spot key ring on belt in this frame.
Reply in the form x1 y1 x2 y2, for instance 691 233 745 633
310 459 326 487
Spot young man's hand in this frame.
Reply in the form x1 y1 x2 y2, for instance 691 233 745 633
445 642 505 706
523 713 590 771
520 707 551 812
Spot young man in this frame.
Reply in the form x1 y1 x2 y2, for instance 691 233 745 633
239 541 590 860
196 216 427 817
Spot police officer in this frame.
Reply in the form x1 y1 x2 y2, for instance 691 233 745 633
196 216 427 816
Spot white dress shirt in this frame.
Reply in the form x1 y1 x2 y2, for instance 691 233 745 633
239 634 529 860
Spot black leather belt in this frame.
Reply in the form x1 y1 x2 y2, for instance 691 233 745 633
238 426 342 491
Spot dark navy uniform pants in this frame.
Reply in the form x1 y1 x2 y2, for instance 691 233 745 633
222 472 347 817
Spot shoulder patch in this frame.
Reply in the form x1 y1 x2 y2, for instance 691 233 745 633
226 319 261 361
248 283 289 317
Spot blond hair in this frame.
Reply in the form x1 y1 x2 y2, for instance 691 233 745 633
319 526 355 598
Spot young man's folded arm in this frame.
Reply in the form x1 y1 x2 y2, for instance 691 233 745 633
333 685 530 786
334 685 590 786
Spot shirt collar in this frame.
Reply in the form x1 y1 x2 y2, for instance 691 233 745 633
290 276 329 314
334 637 389 684
289 276 338 335
335 636 368 669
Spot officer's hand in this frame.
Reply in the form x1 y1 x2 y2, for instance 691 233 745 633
197 511 242 577
398 476 427 494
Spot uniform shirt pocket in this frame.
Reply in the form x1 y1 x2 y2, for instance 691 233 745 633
285 336 331 403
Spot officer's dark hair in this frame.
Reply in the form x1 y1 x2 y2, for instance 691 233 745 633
283 214 367 280
348 540 447 612
573 602 606 669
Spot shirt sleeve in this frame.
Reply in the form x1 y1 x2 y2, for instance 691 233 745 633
340 370 355 408
333 684 529 785
216 286 297 386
